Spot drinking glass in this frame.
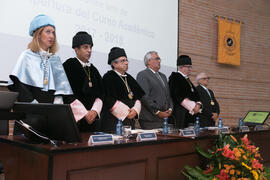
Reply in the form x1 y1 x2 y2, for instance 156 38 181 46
122 125 132 138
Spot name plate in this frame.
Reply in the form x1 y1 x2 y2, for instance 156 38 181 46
240 126 250 132
254 125 264 131
180 129 196 137
136 133 157 142
218 127 230 134
89 134 114 145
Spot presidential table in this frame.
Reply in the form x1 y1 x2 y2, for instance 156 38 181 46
0 130 270 180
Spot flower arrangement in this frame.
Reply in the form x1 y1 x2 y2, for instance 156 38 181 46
183 133 270 180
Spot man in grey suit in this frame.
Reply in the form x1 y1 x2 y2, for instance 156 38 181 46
136 51 173 129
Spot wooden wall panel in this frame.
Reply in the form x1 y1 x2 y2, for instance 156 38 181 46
157 154 199 180
67 161 146 180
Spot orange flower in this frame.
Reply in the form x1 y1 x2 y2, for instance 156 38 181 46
223 164 229 173
233 148 241 160
184 134 266 180
216 169 230 180
229 169 235 175
222 144 235 159
251 159 263 171
241 134 250 146
224 164 235 174
239 148 245 154
255 152 263 160
203 164 213 174
216 148 223 153
244 144 256 153
230 135 238 143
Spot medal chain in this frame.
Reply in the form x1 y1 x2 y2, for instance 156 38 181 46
119 76 132 97
83 66 91 82
40 55 49 85
186 78 194 91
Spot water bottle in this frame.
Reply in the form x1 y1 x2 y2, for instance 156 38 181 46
163 118 168 134
194 117 200 136
218 118 223 128
116 118 123 136
238 118 243 128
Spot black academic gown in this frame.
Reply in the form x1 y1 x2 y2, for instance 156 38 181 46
168 72 200 128
63 58 104 132
196 85 220 127
8 76 55 103
101 70 145 132
8 76 64 135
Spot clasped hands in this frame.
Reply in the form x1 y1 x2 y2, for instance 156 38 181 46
193 103 201 114
127 108 137 119
157 109 172 119
84 110 98 125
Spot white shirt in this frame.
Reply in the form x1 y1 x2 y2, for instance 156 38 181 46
177 70 188 79
148 67 157 74
114 70 127 77
200 84 212 98
76 57 91 67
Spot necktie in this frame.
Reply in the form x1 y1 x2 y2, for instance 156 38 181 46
203 86 215 105
155 72 165 87
205 88 212 98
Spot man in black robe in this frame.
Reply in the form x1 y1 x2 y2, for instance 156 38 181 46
63 31 104 132
195 72 220 127
168 55 201 129
101 47 145 132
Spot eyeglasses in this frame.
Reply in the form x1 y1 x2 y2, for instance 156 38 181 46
182 65 192 69
115 59 129 63
201 77 210 80
152 57 161 61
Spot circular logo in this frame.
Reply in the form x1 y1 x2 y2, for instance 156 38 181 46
223 33 237 55
227 38 233 46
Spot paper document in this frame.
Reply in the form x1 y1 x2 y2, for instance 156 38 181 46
181 98 196 112
111 101 129 120
70 99 88 122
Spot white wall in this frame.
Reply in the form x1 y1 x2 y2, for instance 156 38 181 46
0 0 178 82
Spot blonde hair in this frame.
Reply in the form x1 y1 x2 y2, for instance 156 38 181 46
27 26 59 54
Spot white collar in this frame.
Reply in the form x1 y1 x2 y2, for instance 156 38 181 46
148 67 158 74
114 70 127 77
200 84 208 90
39 49 52 59
76 57 91 67
177 70 188 79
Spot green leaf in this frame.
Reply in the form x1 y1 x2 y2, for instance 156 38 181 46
195 166 202 172
183 166 210 180
182 171 194 180
264 166 270 179
196 144 213 159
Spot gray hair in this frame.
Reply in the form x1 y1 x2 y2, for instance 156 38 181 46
111 59 118 69
196 72 207 82
144 51 158 67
